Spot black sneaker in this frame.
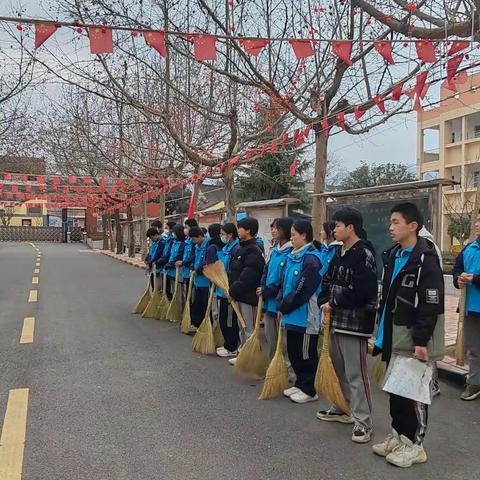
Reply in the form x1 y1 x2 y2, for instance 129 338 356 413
352 425 373 444
431 380 441 398
316 408 354 424
460 384 480 401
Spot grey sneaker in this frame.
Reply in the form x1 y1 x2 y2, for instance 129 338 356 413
316 408 354 424
460 384 480 401
352 425 373 444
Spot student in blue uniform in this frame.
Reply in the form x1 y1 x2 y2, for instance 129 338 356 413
178 219 198 300
257 217 293 359
216 223 241 357
189 227 211 329
278 220 323 404
145 227 161 289
164 224 186 300
157 221 176 297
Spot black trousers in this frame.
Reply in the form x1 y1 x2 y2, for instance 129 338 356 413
218 297 240 352
286 330 319 397
165 276 173 301
190 286 209 328
390 393 428 444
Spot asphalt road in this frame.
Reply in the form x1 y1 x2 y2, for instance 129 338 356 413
0 242 478 480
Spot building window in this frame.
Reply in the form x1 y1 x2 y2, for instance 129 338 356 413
22 219 32 227
27 206 41 215
474 126 480 138
472 171 480 188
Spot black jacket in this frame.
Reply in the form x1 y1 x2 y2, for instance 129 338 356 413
318 239 378 336
377 237 444 361
229 238 265 306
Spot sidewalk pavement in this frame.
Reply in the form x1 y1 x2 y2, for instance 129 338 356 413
96 248 469 382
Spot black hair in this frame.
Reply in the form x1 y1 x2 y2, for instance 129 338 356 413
292 220 313 243
189 226 204 238
333 207 364 237
172 223 186 242
237 217 259 236
391 202 424 233
208 223 222 239
221 222 238 238
146 227 159 238
201 227 208 235
323 221 336 240
166 221 177 229
185 218 198 228
151 219 162 230
274 217 294 241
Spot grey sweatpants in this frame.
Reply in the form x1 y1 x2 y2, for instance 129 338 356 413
239 302 256 346
329 332 373 429
465 315 480 386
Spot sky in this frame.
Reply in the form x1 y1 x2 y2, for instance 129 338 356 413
0 0 419 174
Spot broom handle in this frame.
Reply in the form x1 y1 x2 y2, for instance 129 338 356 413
172 266 180 298
321 306 331 355
153 270 158 293
162 271 167 295
456 289 466 365
186 271 195 303
253 296 263 334
275 314 284 355
231 300 247 329
206 285 216 316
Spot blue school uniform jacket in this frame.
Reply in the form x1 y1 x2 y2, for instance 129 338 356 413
182 238 195 280
165 239 185 280
193 237 210 288
261 242 293 314
453 239 480 315
217 239 240 298
277 244 322 334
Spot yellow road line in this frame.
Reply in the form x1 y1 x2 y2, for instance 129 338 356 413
31 277 39 285
0 388 29 480
34 269 39 274
20 317 35 344
28 290 37 303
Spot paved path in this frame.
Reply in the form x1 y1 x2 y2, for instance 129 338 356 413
0 242 478 480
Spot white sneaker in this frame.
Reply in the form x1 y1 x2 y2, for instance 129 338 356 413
188 325 197 334
283 386 300 398
228 357 237 366
216 347 238 358
290 390 319 404
316 408 354 424
352 425 373 444
372 430 401 457
386 435 427 468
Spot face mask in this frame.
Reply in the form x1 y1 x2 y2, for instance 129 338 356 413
221 235 228 244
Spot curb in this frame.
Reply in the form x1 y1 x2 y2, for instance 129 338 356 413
437 358 467 385
96 249 146 269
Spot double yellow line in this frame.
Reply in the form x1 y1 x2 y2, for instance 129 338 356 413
0 242 41 478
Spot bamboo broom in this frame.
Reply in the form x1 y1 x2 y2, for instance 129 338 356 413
235 296 269 379
155 271 170 320
132 274 151 314
367 342 386 388
314 307 351 414
213 314 225 348
456 288 466 366
259 315 289 400
142 270 163 318
192 286 216 354
181 271 195 334
166 267 183 322
203 261 247 328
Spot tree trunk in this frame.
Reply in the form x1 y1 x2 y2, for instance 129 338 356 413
108 216 115 252
102 214 109 250
115 210 123 254
311 131 329 240
127 205 135 258
193 176 201 222
223 166 236 223
140 199 148 260
159 192 166 223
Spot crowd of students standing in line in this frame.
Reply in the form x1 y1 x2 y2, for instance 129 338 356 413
143 202 480 469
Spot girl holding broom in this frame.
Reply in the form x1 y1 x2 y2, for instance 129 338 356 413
257 217 293 360
277 220 323 404
165 224 186 300
216 223 240 358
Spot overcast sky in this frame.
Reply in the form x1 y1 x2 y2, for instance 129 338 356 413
1 0 418 174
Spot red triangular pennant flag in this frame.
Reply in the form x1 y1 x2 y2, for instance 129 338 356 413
414 71 428 97
282 133 290 149
187 191 195 219
374 41 394 64
448 40 469 56
321 118 329 137
239 38 268 56
88 27 113 54
332 41 352 66
391 83 404 101
35 23 58 48
68 175 77 184
405 88 415 99
271 139 278 154
336 112 346 130
420 83 430 100
415 40 436 63
354 105 365 120
414 96 423 112
442 79 458 92
193 34 217 61
3 173 12 181
447 53 464 81
289 39 314 59
289 160 298 177
455 70 469 85
374 95 386 114
144 31 167 57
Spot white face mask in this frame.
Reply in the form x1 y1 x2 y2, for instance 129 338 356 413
221 235 228 244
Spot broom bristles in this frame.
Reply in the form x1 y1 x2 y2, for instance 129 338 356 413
314 308 351 414
259 319 289 400
142 272 161 318
236 296 269 379
371 355 386 388
133 277 151 314
181 272 195 334
192 286 216 354
166 268 183 322
213 321 224 348
456 289 466 366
